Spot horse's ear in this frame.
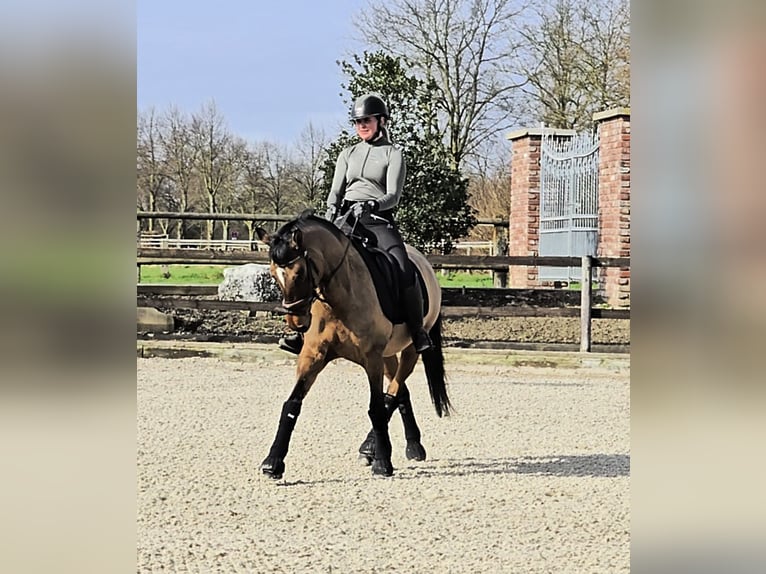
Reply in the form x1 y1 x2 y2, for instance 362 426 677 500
291 228 303 249
255 227 271 244
298 208 315 220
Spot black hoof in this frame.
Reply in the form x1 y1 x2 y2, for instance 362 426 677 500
358 435 375 457
405 441 427 461
261 457 285 479
371 459 394 477
357 453 373 466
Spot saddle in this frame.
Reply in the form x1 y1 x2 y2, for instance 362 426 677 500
338 219 428 325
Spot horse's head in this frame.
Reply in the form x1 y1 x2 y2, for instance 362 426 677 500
256 223 315 332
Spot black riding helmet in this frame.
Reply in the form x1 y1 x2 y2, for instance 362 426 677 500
351 94 389 120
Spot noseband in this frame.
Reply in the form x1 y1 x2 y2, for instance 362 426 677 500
276 251 316 317
275 227 351 317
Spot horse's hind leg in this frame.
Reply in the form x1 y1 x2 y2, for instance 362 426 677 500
358 348 427 463
390 347 427 461
365 355 393 476
396 381 427 461
358 355 400 465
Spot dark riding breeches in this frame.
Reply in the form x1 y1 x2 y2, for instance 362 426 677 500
352 209 415 288
340 202 432 352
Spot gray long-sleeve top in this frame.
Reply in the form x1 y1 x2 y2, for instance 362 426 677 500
326 138 406 212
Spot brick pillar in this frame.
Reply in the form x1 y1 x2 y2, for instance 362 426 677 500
507 129 542 287
594 108 631 307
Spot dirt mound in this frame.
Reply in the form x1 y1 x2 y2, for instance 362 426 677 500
140 306 629 349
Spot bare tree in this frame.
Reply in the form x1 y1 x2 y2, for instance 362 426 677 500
468 155 511 217
215 136 250 240
190 100 239 239
137 108 167 231
292 122 329 209
235 146 271 239
519 0 629 129
160 106 200 238
242 146 267 211
253 141 301 216
579 0 630 113
354 0 529 169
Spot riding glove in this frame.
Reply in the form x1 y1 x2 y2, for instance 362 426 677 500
350 200 379 218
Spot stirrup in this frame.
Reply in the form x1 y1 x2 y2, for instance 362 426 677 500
278 333 303 355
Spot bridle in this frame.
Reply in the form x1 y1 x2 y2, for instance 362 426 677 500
275 220 352 316
276 251 315 317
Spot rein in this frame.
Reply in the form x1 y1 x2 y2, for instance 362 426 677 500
277 218 353 313
314 238 351 302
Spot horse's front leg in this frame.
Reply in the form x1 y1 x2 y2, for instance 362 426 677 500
366 354 394 477
261 353 325 480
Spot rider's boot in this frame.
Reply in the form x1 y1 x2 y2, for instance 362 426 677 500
278 332 304 355
402 283 432 354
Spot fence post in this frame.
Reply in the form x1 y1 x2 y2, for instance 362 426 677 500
493 224 508 288
507 129 542 287
594 108 631 307
580 256 592 352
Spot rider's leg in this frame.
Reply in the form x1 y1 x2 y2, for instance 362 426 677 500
400 277 432 353
373 224 433 354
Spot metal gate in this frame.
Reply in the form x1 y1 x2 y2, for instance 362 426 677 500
539 129 600 282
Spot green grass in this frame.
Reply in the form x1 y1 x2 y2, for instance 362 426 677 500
139 265 227 284
565 281 600 291
436 271 494 288
138 265 497 288
137 266 602 291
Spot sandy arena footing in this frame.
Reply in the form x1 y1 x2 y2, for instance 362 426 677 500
138 350 629 573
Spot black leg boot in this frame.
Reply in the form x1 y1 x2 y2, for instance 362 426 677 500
397 383 427 461
402 283 432 353
358 393 398 465
261 399 302 479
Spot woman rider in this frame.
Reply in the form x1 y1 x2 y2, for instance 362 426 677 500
278 93 433 355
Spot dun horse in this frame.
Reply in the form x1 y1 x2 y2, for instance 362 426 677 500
256 211 451 478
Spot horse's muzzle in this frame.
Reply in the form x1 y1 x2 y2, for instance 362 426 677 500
281 295 313 316
281 296 313 333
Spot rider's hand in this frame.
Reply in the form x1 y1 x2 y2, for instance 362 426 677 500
324 205 338 221
350 200 379 218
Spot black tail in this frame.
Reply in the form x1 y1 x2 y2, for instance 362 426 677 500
421 314 451 417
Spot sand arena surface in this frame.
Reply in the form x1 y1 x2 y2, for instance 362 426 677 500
137 351 629 573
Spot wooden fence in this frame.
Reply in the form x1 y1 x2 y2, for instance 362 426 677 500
137 210 507 249
138 236 493 255
136 212 629 352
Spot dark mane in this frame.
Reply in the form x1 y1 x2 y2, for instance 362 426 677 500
270 210 346 265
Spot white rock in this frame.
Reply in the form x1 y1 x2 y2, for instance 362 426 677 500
217 263 281 302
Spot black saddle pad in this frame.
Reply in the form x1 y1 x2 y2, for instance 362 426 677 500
347 236 428 325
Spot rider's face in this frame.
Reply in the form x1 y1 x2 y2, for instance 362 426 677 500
353 115 379 141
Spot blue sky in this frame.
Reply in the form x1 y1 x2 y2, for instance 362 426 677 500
138 0 366 145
